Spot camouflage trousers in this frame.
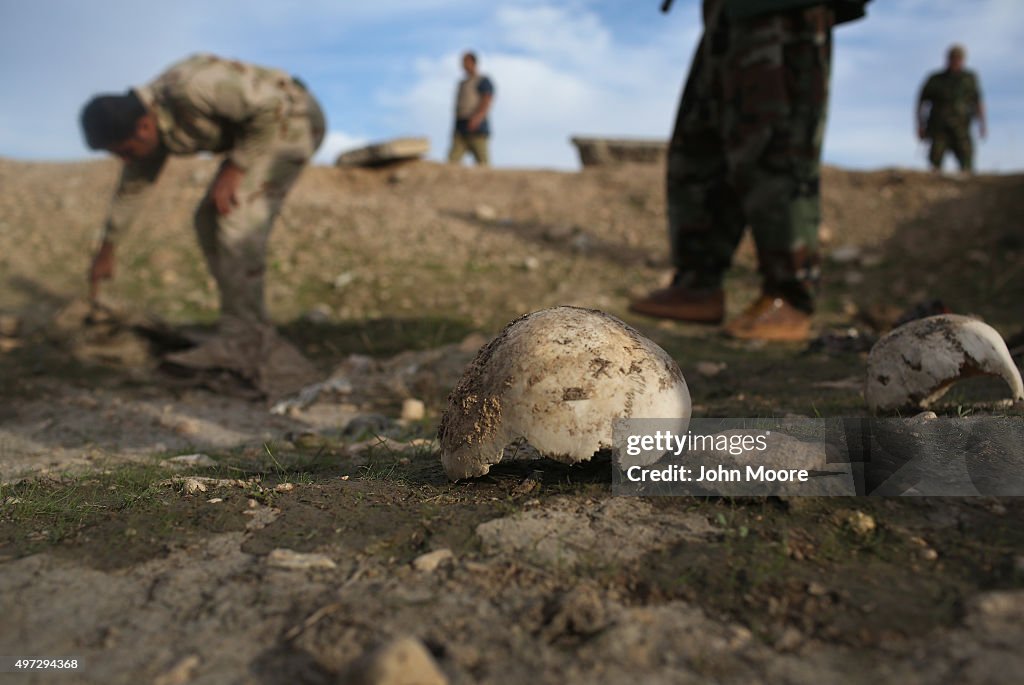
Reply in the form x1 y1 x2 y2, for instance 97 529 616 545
666 0 834 311
927 122 973 172
194 91 326 334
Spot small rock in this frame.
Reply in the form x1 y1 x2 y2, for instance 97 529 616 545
908 536 938 561
474 204 497 222
844 510 876 537
412 549 454 573
542 224 576 242
522 256 540 271
861 252 884 268
844 270 865 286
183 478 207 495
0 313 19 338
541 585 609 639
818 223 835 244
344 636 448 685
829 245 862 264
570 233 592 253
774 626 803 652
695 361 727 378
207 498 223 504
266 549 337 571
987 501 1008 516
154 654 200 685
171 418 202 437
401 398 425 422
344 414 393 438
274 483 295 493
807 581 828 596
303 303 333 324
167 453 217 468
244 505 280 530
333 272 357 290
189 169 210 186
967 249 990 265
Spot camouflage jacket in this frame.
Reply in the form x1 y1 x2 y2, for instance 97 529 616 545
103 53 313 242
919 69 982 133
725 0 870 24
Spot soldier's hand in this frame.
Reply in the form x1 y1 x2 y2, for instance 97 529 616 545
211 161 244 216
89 239 115 301
467 115 482 132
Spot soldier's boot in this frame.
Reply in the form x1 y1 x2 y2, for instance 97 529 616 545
722 295 811 342
629 271 725 324
723 249 816 342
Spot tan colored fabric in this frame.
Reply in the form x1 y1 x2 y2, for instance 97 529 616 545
455 75 485 120
447 132 490 166
103 53 325 243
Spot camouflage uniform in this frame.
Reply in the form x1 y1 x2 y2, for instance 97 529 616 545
103 54 326 333
666 0 865 312
918 69 982 172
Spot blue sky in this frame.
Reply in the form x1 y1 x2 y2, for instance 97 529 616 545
1 0 1022 171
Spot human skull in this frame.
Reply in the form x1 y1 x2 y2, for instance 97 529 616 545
438 307 691 480
865 314 1024 412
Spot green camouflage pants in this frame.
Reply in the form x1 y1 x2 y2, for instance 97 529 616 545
666 0 833 310
194 92 326 333
928 122 973 172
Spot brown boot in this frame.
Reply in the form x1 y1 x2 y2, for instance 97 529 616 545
629 282 725 323
723 295 812 342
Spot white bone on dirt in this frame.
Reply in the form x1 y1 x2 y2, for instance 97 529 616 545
865 314 1024 412
438 306 691 480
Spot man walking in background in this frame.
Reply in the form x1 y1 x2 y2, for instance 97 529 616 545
917 44 986 173
448 51 495 167
631 0 869 342
81 53 326 392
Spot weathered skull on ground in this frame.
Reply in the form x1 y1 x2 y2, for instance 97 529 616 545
438 306 691 480
865 314 1024 412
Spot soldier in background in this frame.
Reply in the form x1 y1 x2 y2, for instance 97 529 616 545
81 53 326 388
917 44 986 173
631 0 869 342
447 52 495 167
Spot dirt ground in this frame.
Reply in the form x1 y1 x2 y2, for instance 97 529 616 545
1 156 1023 684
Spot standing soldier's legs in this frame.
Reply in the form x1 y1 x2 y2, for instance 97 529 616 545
630 0 738 323
448 133 469 163
717 5 832 340
950 126 974 172
667 0 745 287
468 134 490 166
928 132 949 171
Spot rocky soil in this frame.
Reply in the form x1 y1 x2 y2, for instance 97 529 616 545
1 156 1023 684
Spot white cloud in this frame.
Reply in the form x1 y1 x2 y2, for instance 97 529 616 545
385 3 694 169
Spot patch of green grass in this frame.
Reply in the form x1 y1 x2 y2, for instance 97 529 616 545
0 463 169 546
